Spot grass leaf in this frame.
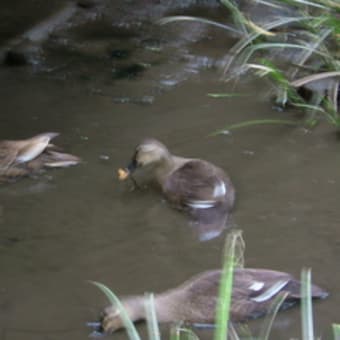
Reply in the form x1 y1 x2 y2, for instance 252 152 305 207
158 16 241 35
214 230 244 340
212 119 298 135
258 292 289 340
144 293 161 340
90 281 141 340
301 268 315 340
170 324 200 340
291 71 340 87
207 93 248 98
223 16 316 74
333 324 340 340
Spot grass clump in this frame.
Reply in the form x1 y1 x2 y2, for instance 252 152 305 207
221 0 340 130
159 0 340 132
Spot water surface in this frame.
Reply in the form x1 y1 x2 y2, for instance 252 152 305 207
0 3 339 339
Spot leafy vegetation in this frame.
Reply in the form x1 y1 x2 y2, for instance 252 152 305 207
159 0 340 132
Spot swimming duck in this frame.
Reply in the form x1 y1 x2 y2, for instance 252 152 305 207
119 138 235 241
0 132 80 181
95 268 327 334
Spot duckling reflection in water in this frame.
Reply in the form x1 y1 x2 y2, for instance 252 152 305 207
0 132 80 182
118 138 235 241
89 268 327 335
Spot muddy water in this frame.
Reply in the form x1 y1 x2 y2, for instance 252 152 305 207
0 3 339 340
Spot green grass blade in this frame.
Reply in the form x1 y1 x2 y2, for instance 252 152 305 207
144 293 161 340
207 93 248 98
90 281 141 340
289 28 333 79
291 71 340 88
220 0 248 35
291 102 325 113
170 324 181 340
158 16 241 35
170 325 199 340
214 230 244 340
239 43 330 69
211 119 298 135
332 324 340 340
258 292 289 340
223 16 315 74
229 323 241 340
288 0 328 9
301 268 315 340
252 0 286 10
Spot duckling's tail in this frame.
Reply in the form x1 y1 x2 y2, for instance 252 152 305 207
284 278 329 300
190 204 232 242
42 151 81 167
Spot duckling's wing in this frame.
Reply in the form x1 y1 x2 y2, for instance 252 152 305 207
164 160 234 241
42 150 81 167
231 269 291 321
236 268 327 299
0 142 19 170
234 269 295 299
0 138 49 168
15 140 51 164
164 160 232 207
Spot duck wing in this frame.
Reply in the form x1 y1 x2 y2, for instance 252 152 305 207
164 160 234 209
0 142 19 170
231 268 328 321
15 132 59 163
163 160 235 241
0 132 59 169
40 150 81 167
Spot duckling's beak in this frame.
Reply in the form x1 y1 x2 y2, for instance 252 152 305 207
117 158 138 181
127 158 138 173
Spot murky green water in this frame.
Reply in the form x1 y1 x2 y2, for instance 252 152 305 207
0 2 339 340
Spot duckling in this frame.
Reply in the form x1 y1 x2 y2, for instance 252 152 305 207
0 132 80 181
96 268 328 334
119 138 235 241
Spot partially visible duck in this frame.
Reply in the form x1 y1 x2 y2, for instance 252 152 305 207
95 268 328 334
0 132 80 182
119 138 235 241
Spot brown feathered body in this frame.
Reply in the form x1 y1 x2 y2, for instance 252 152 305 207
0 133 80 182
100 269 328 333
125 139 235 241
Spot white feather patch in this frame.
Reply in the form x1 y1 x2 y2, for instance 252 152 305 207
187 200 216 209
16 144 47 163
251 280 289 303
44 160 79 167
213 180 226 197
139 144 158 152
249 281 264 291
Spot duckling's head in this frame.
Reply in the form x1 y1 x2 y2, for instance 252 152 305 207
100 305 125 333
35 132 60 143
127 138 170 173
100 297 145 334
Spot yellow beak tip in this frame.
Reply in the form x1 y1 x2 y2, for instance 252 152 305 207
118 168 129 181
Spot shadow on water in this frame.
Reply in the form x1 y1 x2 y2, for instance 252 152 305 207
0 1 339 339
